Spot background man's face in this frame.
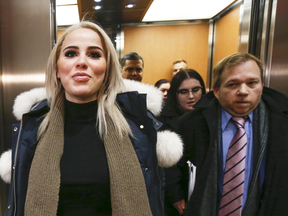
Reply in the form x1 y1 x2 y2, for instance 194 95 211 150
213 60 263 117
121 59 143 82
173 62 188 76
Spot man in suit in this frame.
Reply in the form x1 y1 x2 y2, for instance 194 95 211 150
120 52 144 82
177 52 288 216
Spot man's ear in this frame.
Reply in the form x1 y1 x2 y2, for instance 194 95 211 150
213 88 219 100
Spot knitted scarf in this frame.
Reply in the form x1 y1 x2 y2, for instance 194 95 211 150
24 93 152 216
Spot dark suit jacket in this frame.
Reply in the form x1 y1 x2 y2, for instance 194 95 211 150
178 87 288 216
158 108 189 216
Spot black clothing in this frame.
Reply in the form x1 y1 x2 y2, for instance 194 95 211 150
158 108 188 216
58 99 111 215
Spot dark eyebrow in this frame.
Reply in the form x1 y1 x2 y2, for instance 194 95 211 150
63 46 104 53
63 46 78 52
87 46 104 53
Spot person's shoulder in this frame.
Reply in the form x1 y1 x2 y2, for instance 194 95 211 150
262 87 288 114
119 79 163 116
13 87 48 121
178 108 205 125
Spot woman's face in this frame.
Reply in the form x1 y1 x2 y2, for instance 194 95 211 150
57 28 107 103
177 78 203 111
159 82 170 101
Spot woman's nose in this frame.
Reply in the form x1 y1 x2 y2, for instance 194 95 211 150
76 55 88 68
187 91 194 98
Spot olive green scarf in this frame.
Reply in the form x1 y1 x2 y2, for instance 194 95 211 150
24 93 152 216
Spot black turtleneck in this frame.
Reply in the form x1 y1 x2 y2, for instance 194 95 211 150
57 99 111 216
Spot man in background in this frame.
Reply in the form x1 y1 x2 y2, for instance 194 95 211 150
172 59 188 76
120 52 144 82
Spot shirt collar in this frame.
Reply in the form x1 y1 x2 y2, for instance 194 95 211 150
221 108 253 131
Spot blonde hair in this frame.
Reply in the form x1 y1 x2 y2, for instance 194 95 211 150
38 21 131 138
172 59 187 65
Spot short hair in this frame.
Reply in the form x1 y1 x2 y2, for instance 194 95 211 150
213 52 264 89
172 59 187 66
39 21 131 138
120 52 144 68
154 79 170 88
165 69 206 113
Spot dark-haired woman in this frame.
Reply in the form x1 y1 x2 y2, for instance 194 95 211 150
158 69 206 215
155 79 171 102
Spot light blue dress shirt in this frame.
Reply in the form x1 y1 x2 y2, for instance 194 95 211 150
220 109 253 207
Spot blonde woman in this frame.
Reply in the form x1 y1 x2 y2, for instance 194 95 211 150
0 21 183 216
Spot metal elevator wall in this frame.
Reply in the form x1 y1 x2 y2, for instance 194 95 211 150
265 0 288 95
0 0 53 214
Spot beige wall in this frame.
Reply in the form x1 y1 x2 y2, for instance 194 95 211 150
213 6 241 68
123 24 210 86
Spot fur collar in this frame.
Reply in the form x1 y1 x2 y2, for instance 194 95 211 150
13 79 163 121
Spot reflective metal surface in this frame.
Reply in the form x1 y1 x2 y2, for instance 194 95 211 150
239 0 252 52
206 21 215 91
0 0 53 213
266 0 288 96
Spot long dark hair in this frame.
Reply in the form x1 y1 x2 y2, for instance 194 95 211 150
164 69 206 114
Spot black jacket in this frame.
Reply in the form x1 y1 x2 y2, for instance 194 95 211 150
158 107 189 216
178 87 288 216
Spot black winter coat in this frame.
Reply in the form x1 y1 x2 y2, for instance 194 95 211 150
178 87 288 216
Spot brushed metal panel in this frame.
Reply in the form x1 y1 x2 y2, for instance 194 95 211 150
239 0 252 52
267 0 288 96
0 0 54 214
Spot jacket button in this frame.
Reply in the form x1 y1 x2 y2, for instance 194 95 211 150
140 125 144 129
145 168 149 172
7 205 11 209
14 127 18 132
13 165 15 170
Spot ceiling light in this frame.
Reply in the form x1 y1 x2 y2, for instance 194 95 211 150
56 0 77 6
125 4 135 8
93 5 102 10
143 0 237 22
57 5 80 26
94 0 101 2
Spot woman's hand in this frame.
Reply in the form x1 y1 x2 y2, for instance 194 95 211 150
173 199 186 215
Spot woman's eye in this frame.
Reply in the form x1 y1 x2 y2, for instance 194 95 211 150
89 52 101 58
65 51 76 57
192 87 202 93
178 89 188 94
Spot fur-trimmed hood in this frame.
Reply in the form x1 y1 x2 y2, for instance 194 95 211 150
13 79 163 121
0 79 183 183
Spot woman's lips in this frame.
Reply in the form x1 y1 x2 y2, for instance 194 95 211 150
72 73 91 82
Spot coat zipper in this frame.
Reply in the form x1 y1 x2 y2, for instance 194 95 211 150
13 121 23 216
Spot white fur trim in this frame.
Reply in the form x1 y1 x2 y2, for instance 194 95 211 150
0 149 12 183
13 87 46 120
12 81 162 120
157 131 183 168
123 79 163 116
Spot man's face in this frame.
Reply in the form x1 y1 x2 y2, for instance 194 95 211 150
121 59 143 82
173 62 188 76
213 60 264 117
